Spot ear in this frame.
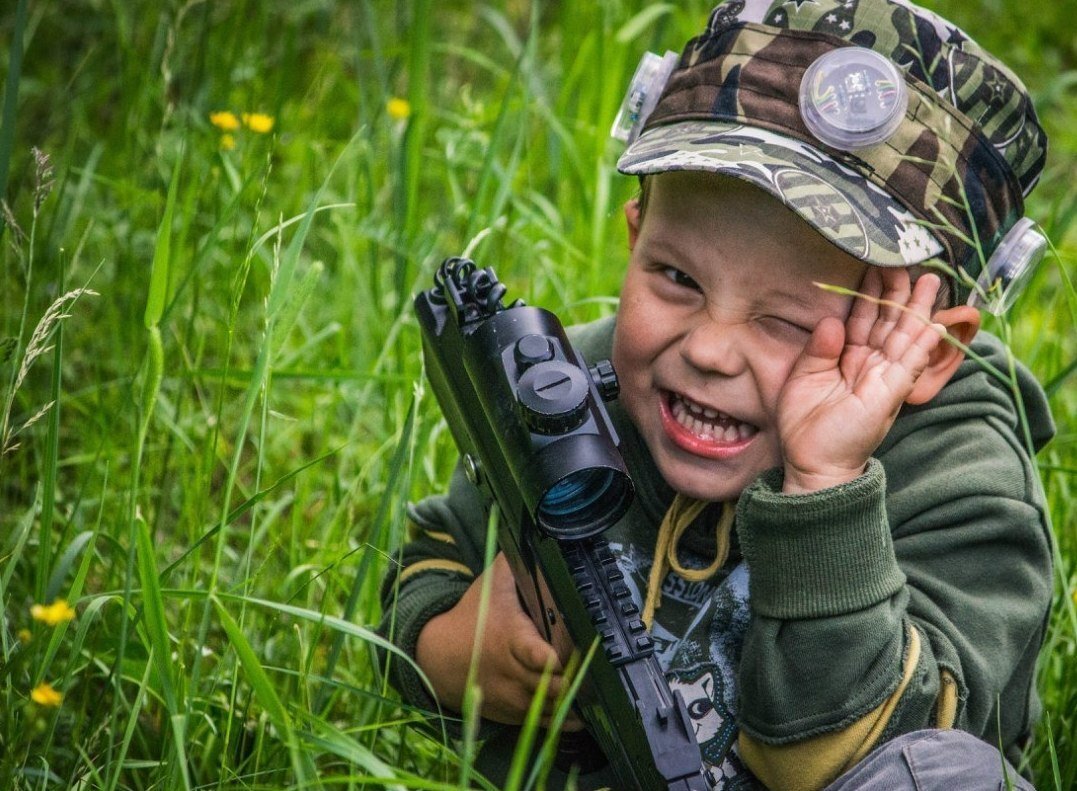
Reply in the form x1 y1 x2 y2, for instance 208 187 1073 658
624 198 641 250
906 304 981 405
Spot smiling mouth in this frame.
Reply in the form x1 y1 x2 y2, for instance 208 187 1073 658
661 391 759 456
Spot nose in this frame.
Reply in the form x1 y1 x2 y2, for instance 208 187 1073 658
679 315 748 377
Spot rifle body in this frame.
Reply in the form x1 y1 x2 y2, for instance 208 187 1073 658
414 259 709 790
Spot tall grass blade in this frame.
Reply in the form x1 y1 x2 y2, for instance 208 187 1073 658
160 446 342 579
265 141 357 326
0 0 28 242
104 655 155 791
213 596 320 787
135 514 191 790
503 664 553 791
216 593 431 687
1043 357 1076 398
34 268 64 601
144 153 182 330
525 640 598 791
43 530 95 606
296 715 405 790
321 396 416 706
398 0 432 299
615 4 676 42
1 486 38 594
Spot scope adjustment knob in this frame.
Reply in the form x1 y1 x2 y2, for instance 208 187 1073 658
516 361 589 435
513 334 555 371
588 359 619 401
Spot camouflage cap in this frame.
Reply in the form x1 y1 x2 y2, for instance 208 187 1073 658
617 0 1048 303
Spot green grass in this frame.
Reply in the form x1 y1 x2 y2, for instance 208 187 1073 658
0 1 1073 788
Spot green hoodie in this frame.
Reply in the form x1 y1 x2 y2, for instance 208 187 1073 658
378 317 1054 790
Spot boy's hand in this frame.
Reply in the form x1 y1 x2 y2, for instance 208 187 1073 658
416 552 584 730
777 268 945 494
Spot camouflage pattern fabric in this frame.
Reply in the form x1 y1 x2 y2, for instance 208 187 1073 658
617 0 1048 303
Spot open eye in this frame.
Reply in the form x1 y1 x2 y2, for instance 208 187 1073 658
660 266 702 292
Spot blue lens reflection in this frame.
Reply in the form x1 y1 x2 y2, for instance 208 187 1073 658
540 468 617 520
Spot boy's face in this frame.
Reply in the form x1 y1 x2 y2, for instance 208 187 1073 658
613 171 868 502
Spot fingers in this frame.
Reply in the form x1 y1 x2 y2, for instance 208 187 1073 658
846 265 883 347
849 268 943 357
560 712 587 731
859 271 945 399
878 317 946 396
488 657 577 727
542 708 587 732
510 629 562 674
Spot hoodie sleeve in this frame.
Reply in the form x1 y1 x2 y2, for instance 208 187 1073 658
732 368 1054 790
377 461 491 715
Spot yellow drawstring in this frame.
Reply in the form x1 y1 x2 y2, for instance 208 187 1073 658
642 495 736 629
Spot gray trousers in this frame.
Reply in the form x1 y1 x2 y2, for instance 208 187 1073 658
475 726 1036 789
824 729 1036 791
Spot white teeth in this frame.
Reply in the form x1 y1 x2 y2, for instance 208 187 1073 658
669 391 758 442
676 393 725 421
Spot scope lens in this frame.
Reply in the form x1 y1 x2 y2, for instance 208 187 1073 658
537 468 631 539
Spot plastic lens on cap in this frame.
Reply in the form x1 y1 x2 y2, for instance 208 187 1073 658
611 50 679 145
800 47 909 151
967 218 1048 315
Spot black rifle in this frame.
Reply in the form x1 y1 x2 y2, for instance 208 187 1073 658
414 257 709 790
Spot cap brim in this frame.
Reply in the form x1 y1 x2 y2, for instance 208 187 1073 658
617 120 943 267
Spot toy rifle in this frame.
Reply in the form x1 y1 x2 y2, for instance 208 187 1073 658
414 257 709 790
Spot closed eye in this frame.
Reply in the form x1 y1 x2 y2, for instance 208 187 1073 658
760 315 812 337
660 266 702 292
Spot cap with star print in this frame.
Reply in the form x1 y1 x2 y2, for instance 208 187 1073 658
617 0 1047 305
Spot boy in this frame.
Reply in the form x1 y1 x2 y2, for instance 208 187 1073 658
380 1 1055 788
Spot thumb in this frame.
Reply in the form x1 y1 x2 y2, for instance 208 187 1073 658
791 316 845 378
512 629 561 672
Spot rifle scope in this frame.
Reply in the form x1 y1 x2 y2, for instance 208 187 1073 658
416 258 634 540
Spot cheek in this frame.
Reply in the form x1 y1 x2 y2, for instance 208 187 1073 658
612 313 646 389
754 343 802 413
612 278 654 370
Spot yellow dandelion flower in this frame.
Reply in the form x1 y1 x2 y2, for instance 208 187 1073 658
17 628 32 644
387 97 411 121
241 112 275 134
30 599 76 626
31 682 62 707
220 133 236 151
209 111 240 131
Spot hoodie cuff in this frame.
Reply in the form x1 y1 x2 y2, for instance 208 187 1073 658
736 458 906 620
384 573 473 712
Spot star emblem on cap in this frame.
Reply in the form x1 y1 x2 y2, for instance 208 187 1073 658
818 9 853 35
946 26 968 46
985 70 1009 106
798 193 844 232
